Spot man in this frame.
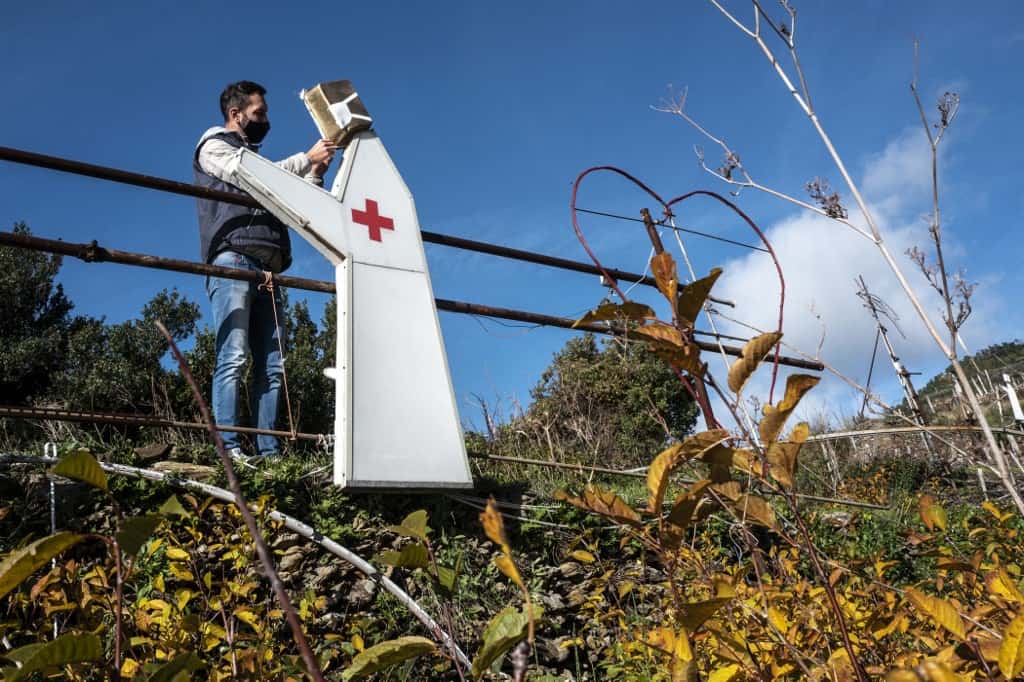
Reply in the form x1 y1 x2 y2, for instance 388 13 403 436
194 80 336 467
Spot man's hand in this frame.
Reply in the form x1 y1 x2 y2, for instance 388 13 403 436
306 139 338 166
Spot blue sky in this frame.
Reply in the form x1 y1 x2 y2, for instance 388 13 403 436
2 1 1022 429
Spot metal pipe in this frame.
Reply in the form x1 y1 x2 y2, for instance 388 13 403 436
0 230 335 294
434 297 824 370
0 230 822 370
807 424 1024 442
0 404 321 441
420 229 740 306
45 442 59 639
0 145 740 305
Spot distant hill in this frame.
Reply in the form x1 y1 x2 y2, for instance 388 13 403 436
911 340 1024 425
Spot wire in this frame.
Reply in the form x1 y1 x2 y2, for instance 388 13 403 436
859 328 881 420
469 314 543 338
575 206 769 253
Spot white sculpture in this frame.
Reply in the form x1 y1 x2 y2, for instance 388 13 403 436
224 81 471 489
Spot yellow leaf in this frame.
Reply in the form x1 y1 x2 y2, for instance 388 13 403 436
648 430 729 516
570 550 595 564
919 495 948 532
678 597 732 630
677 268 722 325
759 374 820 444
168 563 194 582
768 606 790 633
234 607 259 627
52 449 108 491
352 633 365 652
174 588 193 611
674 628 693 662
648 442 683 516
555 485 642 527
828 648 856 682
767 422 809 489
165 547 189 561
153 574 165 593
986 567 1024 603
494 555 524 590
733 494 776 530
574 301 655 328
999 611 1024 678
479 497 509 553
873 615 904 639
341 635 437 680
905 587 965 640
714 578 736 599
727 331 783 394
644 626 676 654
651 251 678 305
120 658 141 678
766 442 798 489
917 659 965 681
650 342 706 376
974 635 1001 663
725 448 759 479
712 481 742 502
708 664 742 682
982 500 1011 524
632 321 685 348
667 480 712 530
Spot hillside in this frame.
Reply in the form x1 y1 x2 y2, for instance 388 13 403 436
899 340 1024 426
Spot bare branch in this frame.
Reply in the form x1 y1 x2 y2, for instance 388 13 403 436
805 177 849 219
707 0 757 37
906 244 945 296
655 93 874 238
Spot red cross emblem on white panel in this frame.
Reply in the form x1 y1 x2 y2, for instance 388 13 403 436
351 198 395 242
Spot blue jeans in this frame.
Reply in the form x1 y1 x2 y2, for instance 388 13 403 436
206 251 284 456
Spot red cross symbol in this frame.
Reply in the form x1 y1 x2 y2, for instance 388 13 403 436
351 198 395 242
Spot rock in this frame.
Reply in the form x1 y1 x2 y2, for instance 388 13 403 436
820 511 856 530
134 443 172 464
539 592 565 611
558 562 580 577
347 578 377 608
537 636 572 664
277 546 306 574
152 461 217 481
317 611 345 628
315 565 339 581
271 532 302 551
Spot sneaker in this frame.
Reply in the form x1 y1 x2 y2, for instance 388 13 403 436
227 447 264 470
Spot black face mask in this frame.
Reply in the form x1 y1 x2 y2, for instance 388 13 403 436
241 117 270 144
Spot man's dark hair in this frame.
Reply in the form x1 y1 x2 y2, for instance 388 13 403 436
219 81 267 120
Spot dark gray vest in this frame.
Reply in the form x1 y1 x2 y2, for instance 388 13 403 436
193 131 292 271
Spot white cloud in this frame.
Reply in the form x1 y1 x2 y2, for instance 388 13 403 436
707 127 1002 424
861 126 934 218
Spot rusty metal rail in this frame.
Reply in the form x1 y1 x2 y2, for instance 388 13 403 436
0 406 886 509
0 404 321 441
0 230 824 370
0 144 737 305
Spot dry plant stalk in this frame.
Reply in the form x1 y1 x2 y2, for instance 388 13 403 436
154 321 327 682
662 0 1024 515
